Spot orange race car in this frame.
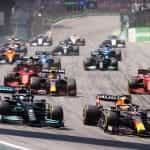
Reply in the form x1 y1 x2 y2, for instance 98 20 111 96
0 48 23 64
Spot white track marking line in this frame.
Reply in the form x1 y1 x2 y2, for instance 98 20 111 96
0 141 31 150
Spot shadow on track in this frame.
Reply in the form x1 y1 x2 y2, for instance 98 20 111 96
0 128 149 150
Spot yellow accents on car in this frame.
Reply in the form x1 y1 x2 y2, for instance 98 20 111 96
134 121 145 133
50 85 56 92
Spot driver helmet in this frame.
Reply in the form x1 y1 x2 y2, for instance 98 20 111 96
48 70 57 79
116 96 130 111
27 57 34 64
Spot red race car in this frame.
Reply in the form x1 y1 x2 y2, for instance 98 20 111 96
4 63 41 88
128 69 150 94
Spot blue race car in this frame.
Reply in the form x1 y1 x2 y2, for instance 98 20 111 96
20 51 61 70
83 46 119 71
35 51 61 69
92 45 122 61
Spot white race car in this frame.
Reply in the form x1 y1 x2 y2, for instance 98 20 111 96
66 35 85 46
30 35 52 46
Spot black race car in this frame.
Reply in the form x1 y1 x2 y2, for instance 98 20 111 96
65 35 85 46
0 89 64 127
92 45 122 61
83 51 118 71
30 69 77 96
30 35 52 46
83 94 150 135
52 41 79 56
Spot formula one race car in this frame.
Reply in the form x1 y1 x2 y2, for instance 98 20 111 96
52 41 79 56
0 91 64 127
83 48 119 71
128 68 150 94
0 48 24 64
92 45 122 61
4 66 77 96
4 63 41 88
35 51 61 69
101 35 126 48
30 35 52 46
30 69 77 96
83 94 150 135
20 51 61 70
2 38 27 55
64 35 85 46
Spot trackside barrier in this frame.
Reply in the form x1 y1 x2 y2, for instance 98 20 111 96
128 27 150 43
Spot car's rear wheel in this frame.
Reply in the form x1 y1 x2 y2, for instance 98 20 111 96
128 79 137 93
48 105 64 127
56 80 67 96
53 58 61 69
0 100 9 115
98 110 119 132
98 112 108 131
67 78 77 96
83 105 100 125
4 74 18 86
30 76 40 89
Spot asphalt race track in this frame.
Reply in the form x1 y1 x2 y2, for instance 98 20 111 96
0 15 150 150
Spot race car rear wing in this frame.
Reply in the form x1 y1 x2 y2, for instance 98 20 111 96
138 69 150 75
21 56 39 61
42 69 65 74
35 51 52 56
0 86 32 94
0 86 16 93
96 94 131 102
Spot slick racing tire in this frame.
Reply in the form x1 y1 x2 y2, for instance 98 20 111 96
98 111 108 131
83 58 92 70
67 78 77 96
128 79 137 92
83 105 100 125
73 46 79 56
113 60 118 71
77 39 85 46
98 110 119 132
56 80 67 96
52 46 63 56
30 76 40 89
81 39 86 46
4 74 18 86
0 100 9 115
53 58 61 69
34 99 46 121
115 50 122 61
48 105 64 122
14 54 20 62
141 109 150 131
